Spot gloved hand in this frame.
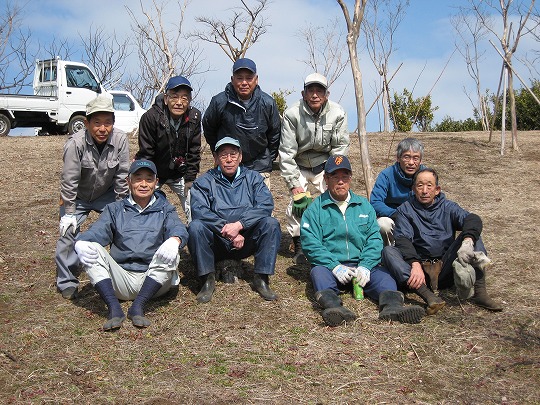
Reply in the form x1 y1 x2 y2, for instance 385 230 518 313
59 214 77 237
292 192 312 218
355 266 371 287
74 241 99 266
457 238 475 266
155 237 180 265
332 264 355 284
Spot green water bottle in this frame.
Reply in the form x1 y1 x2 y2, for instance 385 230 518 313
352 277 364 300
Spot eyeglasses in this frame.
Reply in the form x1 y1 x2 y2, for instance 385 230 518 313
166 94 190 103
401 154 421 163
217 151 240 161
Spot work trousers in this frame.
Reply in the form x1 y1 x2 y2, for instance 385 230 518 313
160 177 191 223
310 262 398 302
382 237 487 289
285 167 326 237
84 243 179 301
187 217 280 277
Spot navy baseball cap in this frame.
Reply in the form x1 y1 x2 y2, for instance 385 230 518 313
325 155 352 174
232 58 257 74
129 159 157 175
215 136 241 151
165 75 193 91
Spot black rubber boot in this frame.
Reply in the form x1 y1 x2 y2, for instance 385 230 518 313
196 272 215 303
378 290 425 324
471 269 503 311
315 289 357 327
127 277 162 328
292 236 308 265
94 279 125 331
414 284 446 315
252 273 278 301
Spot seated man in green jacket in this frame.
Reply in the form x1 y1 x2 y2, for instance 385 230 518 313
300 155 425 327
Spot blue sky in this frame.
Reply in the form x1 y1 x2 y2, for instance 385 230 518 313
6 0 537 134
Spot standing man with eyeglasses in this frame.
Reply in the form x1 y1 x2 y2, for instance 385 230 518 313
202 58 281 189
279 73 349 264
370 138 426 246
136 75 202 221
187 137 281 303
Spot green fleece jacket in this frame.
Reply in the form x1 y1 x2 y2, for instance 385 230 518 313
300 190 383 271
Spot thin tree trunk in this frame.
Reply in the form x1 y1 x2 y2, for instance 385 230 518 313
501 67 508 156
348 41 374 195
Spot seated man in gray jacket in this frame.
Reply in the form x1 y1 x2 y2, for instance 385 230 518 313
74 160 188 331
188 137 281 303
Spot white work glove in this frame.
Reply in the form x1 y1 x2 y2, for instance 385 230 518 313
155 237 180 265
74 240 99 266
355 266 371 287
377 216 395 233
332 264 356 285
457 238 475 266
59 214 77 237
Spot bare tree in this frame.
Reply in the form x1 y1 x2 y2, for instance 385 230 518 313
452 8 490 130
297 17 349 87
470 0 540 151
126 0 206 107
43 36 75 60
336 0 375 196
192 0 270 62
0 0 36 92
79 25 131 89
362 0 409 133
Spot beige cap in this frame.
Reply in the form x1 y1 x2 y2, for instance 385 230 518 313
304 73 328 89
86 95 115 116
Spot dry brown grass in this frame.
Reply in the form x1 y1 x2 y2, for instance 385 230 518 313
0 131 539 404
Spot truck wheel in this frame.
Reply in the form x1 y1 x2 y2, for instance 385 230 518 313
0 114 11 137
68 115 86 134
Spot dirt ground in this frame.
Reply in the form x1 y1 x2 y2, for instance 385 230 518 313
0 131 539 404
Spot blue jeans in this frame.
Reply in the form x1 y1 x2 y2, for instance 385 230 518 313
310 263 398 302
55 190 116 291
382 237 487 289
187 217 281 276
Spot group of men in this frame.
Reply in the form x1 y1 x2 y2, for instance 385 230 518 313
54 57 502 331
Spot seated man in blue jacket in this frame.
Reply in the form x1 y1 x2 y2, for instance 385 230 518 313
301 155 425 327
382 168 503 314
74 159 189 331
370 138 425 246
188 137 281 303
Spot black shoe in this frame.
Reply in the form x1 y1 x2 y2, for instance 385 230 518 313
196 272 215 303
292 236 308 265
252 274 278 301
60 286 78 300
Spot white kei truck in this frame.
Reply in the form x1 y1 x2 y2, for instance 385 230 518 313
0 58 145 136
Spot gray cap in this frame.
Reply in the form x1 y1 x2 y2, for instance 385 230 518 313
215 136 241 151
86 95 115 115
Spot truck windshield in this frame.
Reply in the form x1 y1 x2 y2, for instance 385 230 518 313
65 65 100 92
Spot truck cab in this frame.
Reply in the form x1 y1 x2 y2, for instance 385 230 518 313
0 58 105 136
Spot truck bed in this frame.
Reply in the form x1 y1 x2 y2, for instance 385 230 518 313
0 94 59 112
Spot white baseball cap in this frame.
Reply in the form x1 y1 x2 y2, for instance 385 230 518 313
304 73 328 89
